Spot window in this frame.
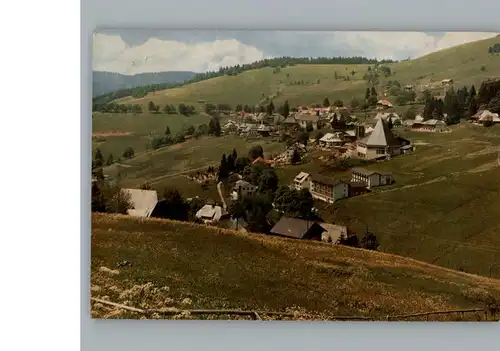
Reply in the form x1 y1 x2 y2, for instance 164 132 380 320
376 148 386 155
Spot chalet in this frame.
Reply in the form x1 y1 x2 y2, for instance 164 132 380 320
471 110 500 124
257 124 271 136
231 180 257 201
270 217 326 240
356 118 403 159
281 116 299 130
351 168 394 188
441 79 454 87
319 132 344 148
293 172 312 191
121 189 158 218
410 119 447 132
296 113 319 130
195 204 224 224
376 100 394 110
319 223 348 244
310 174 349 203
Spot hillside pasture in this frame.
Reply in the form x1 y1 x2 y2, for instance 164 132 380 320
104 135 286 189
111 37 500 109
92 111 213 158
309 124 500 277
91 213 500 320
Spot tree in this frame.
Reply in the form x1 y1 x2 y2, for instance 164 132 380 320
218 154 230 180
283 100 290 118
215 119 221 137
333 99 344 107
367 95 378 107
258 168 279 194
468 96 479 118
235 156 251 173
361 232 379 250
122 147 135 159
350 97 360 110
267 101 275 115
306 121 314 132
314 129 325 140
152 188 189 221
290 148 301 164
365 88 370 100
185 125 195 135
295 131 309 146
165 126 171 135
140 182 153 190
248 145 264 161
273 187 314 219
148 101 156 113
323 97 330 107
239 193 273 233
370 86 377 97
338 233 360 248
94 148 104 168
106 154 114 166
387 117 393 129
403 107 417 120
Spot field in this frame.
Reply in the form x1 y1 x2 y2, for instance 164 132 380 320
91 213 500 320
92 111 212 157
277 124 500 277
111 37 500 108
103 135 285 197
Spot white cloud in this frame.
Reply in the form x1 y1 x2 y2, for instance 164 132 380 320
93 31 497 74
93 33 265 74
331 31 496 60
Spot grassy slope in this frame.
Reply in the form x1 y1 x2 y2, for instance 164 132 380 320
92 111 212 157
113 37 500 108
276 124 500 277
104 135 285 196
91 213 500 320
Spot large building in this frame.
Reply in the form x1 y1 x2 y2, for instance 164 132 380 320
310 174 349 203
356 118 402 159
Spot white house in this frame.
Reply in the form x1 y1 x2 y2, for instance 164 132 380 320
296 113 320 130
195 204 223 224
319 132 344 148
310 174 349 203
293 172 312 191
351 168 394 188
410 119 447 132
231 180 257 201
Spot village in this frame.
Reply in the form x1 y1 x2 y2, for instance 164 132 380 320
98 78 500 248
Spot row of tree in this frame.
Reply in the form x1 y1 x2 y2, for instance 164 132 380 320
92 147 134 170
92 56 397 105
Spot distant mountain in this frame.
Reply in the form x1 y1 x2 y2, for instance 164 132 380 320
92 71 197 97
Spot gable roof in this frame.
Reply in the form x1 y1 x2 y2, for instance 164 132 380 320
270 217 326 239
319 132 343 143
377 99 393 107
351 167 379 177
294 172 311 183
311 174 346 187
296 114 319 122
359 118 400 147
233 179 256 189
121 189 158 218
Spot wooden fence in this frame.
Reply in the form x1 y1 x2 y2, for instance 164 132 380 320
91 298 499 322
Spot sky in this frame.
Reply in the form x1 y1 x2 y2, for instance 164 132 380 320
93 30 497 75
